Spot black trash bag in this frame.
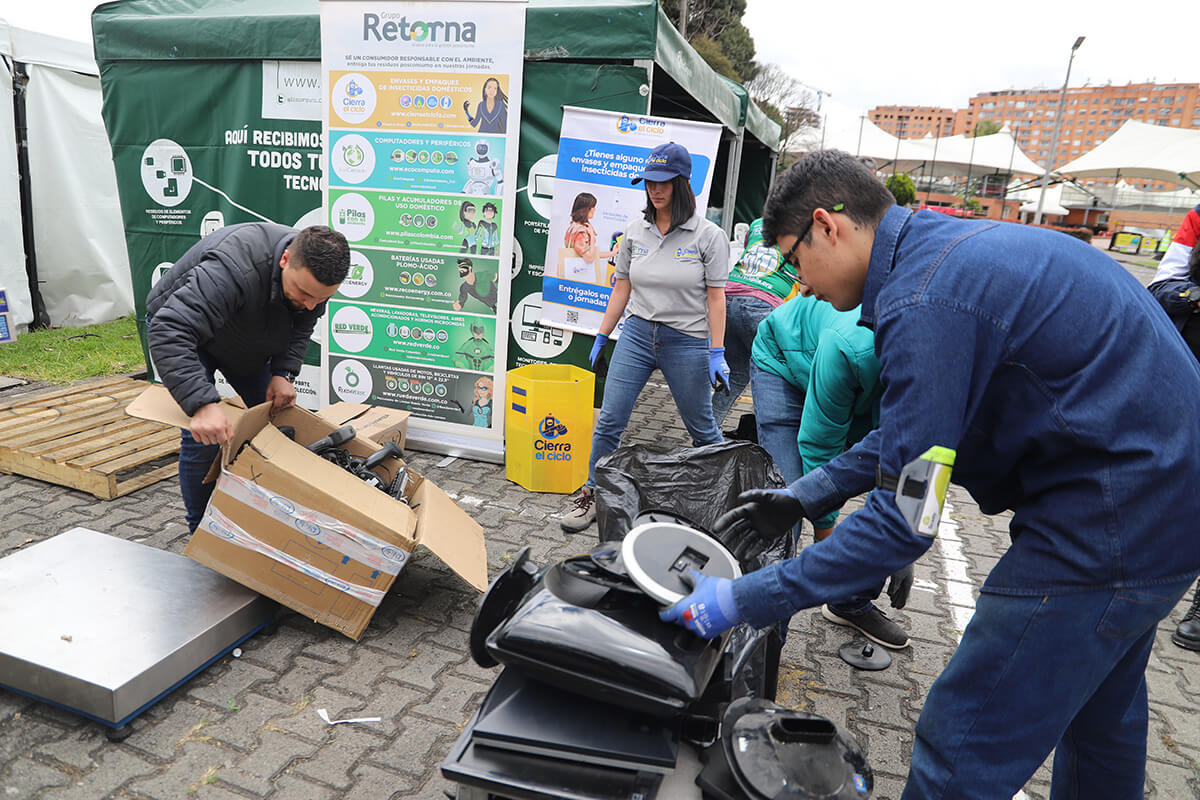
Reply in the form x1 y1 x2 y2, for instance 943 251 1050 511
594 439 785 547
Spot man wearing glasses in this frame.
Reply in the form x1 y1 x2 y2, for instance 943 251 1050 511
659 149 1200 798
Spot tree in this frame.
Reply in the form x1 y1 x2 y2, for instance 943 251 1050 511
660 0 747 42
746 64 821 153
886 174 916 207
717 23 755 81
973 119 1002 137
690 35 740 81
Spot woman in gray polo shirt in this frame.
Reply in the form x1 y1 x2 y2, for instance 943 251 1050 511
561 141 731 532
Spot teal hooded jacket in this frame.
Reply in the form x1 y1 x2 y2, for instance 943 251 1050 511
751 294 882 527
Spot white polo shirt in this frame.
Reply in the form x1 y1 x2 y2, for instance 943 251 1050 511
614 212 729 338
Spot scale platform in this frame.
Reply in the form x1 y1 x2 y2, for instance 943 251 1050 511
0 527 275 737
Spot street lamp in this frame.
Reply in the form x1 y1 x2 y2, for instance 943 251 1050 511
1033 36 1085 226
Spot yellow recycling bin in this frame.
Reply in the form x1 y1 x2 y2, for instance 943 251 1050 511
505 363 594 494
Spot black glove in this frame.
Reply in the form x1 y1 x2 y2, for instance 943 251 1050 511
886 563 914 609
712 488 806 563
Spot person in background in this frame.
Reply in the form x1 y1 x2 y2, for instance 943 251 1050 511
750 293 910 649
660 150 1200 798
1144 211 1200 652
147 223 349 532
709 217 800 429
560 141 730 532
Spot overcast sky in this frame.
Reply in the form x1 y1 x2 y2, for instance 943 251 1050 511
744 0 1198 130
5 0 1197 133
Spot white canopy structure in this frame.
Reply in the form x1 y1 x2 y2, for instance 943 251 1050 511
0 19 132 332
1009 183 1069 217
1056 120 1200 188
795 115 1045 179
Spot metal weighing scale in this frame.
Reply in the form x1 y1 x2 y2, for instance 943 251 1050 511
0 527 276 740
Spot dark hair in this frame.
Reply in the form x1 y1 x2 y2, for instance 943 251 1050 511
482 201 498 216
457 257 474 274
460 201 476 226
482 77 508 108
762 149 895 246
570 193 597 223
289 226 349 285
641 175 696 232
1189 245 1200 284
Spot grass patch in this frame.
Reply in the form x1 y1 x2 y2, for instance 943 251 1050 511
0 315 146 383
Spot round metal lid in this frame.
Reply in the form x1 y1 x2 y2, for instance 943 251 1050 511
620 521 741 606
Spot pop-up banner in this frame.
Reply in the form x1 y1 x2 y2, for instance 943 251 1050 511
539 107 721 335
320 0 525 462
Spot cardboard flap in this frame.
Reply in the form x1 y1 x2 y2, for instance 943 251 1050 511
126 384 247 429
412 478 487 591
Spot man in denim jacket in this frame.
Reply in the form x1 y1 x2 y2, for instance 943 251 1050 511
661 150 1200 798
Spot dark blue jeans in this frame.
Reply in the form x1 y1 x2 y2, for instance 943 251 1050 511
903 579 1192 799
751 362 880 616
711 295 775 426
178 351 270 532
587 315 723 487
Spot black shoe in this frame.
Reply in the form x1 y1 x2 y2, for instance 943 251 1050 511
1171 583 1200 651
822 603 911 650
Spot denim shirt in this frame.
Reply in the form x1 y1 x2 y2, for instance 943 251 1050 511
734 206 1200 628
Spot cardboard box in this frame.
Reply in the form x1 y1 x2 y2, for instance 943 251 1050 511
316 402 410 450
127 387 486 640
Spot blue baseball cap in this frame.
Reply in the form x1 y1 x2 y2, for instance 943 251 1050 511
632 142 692 184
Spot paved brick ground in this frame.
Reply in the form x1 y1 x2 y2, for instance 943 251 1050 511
0 248 1195 799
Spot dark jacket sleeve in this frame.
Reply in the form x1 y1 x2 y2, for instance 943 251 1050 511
272 307 321 376
1148 279 1200 329
148 255 249 416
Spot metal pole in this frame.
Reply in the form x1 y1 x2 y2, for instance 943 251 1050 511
857 115 865 157
925 121 941 205
1004 124 1018 219
1034 36 1085 225
679 0 688 37
965 127 977 212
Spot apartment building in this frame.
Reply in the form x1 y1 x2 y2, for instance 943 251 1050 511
868 105 959 140
872 82 1200 190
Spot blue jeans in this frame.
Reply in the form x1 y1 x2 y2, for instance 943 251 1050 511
711 295 775 426
179 351 271 532
587 315 723 487
751 363 880 614
903 580 1192 799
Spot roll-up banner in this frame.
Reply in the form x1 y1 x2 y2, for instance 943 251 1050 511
320 0 526 462
539 107 721 336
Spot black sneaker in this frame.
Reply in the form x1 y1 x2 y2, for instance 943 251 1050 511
822 603 911 650
1171 583 1200 652
559 488 597 532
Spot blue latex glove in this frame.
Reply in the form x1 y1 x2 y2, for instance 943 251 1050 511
708 346 731 391
589 333 609 370
713 487 807 563
659 569 741 639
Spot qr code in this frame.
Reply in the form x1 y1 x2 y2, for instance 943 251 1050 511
565 309 579 324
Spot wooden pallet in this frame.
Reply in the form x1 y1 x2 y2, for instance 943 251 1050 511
0 377 180 499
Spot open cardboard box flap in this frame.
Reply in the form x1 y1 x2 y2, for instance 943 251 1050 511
316 402 411 448
126 384 248 430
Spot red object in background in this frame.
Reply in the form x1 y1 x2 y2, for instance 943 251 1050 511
919 205 974 217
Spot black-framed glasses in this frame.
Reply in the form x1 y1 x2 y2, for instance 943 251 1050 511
782 202 845 273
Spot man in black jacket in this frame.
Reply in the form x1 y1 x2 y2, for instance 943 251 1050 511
147 223 349 531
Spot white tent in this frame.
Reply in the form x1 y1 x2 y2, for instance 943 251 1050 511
0 19 132 332
797 115 1045 179
1009 183 1069 217
1056 120 1200 188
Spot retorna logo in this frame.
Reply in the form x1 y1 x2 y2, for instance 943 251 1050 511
363 13 478 42
616 115 667 135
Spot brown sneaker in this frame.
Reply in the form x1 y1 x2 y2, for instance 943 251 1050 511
560 488 597 532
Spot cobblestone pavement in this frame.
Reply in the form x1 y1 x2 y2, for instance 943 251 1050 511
0 249 1196 800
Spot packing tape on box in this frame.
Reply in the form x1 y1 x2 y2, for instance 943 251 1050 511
216 469 408 575
199 504 388 607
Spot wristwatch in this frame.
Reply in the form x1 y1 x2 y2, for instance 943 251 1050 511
272 369 298 382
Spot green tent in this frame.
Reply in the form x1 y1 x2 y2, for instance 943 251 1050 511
92 0 780 385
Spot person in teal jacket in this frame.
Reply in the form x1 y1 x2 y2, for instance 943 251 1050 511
750 293 910 649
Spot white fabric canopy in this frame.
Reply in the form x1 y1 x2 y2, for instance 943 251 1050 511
1056 120 1200 188
1009 183 1069 216
796 116 1045 178
0 19 132 330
